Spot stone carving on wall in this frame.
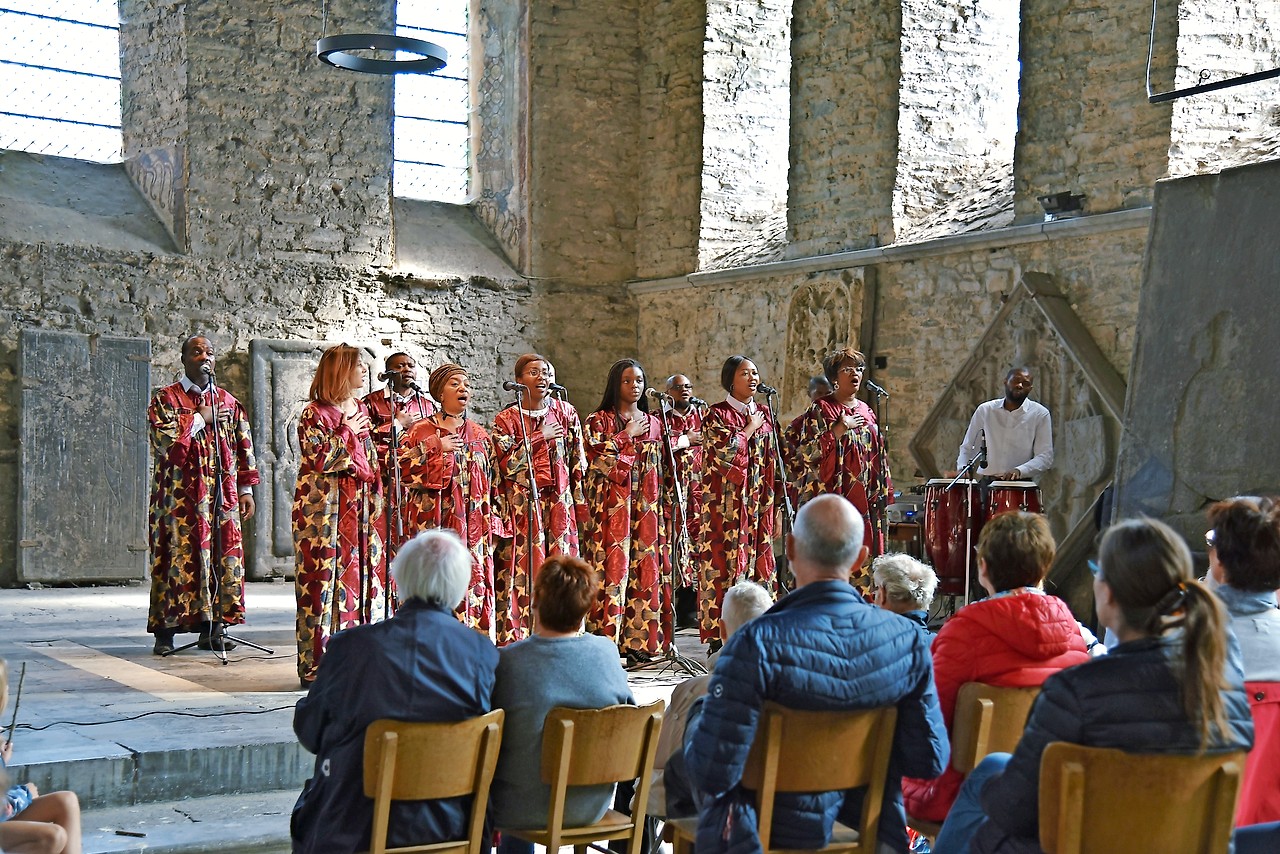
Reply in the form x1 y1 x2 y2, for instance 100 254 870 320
17 329 151 581
124 145 187 251
473 2 528 271
780 271 864 420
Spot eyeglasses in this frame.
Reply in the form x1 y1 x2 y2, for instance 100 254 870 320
1087 559 1101 578
1205 530 1216 550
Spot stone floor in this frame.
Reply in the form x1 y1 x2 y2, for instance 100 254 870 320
1 581 706 853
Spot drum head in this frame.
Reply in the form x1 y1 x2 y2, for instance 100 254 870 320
926 478 978 487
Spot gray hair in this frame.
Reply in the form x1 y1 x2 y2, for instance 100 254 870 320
721 581 773 636
872 553 938 610
391 529 471 609
792 494 865 571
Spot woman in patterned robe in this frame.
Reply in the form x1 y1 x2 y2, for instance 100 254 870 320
581 359 671 661
399 364 501 635
783 346 894 568
292 344 385 687
490 353 587 645
697 355 780 649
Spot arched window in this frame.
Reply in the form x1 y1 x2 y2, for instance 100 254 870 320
394 0 470 203
0 0 122 162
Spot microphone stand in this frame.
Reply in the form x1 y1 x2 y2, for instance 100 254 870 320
628 394 706 676
511 387 544 641
945 455 984 610
866 382 891 556
166 370 273 660
383 388 406 621
762 388 795 595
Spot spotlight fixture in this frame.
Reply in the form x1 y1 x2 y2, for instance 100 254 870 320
316 32 447 75
1037 191 1086 221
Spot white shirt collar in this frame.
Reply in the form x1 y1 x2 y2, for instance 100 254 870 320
724 394 756 415
179 375 210 394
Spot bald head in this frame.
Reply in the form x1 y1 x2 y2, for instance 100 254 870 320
788 494 867 585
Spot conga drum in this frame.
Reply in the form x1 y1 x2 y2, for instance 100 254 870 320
986 480 1043 519
924 479 981 595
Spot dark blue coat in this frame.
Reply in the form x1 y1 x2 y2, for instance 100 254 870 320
971 635 1255 854
685 580 949 853
291 599 499 854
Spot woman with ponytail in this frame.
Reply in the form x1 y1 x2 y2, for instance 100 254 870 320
933 517 1254 854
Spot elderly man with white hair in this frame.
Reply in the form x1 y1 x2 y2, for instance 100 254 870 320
871 552 939 639
685 494 948 854
291 529 499 854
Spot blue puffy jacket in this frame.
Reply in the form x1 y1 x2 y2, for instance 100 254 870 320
685 580 949 853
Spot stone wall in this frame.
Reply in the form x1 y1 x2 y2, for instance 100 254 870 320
1014 0 1178 221
699 0 791 269
1168 0 1280 177
789 0 902 255
894 0 1019 240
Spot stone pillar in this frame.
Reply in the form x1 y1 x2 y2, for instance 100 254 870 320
789 0 902 256
119 0 394 264
527 0 641 284
1013 0 1176 222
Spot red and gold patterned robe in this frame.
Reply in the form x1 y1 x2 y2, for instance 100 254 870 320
581 409 671 655
362 388 435 560
292 400 385 682
663 404 704 586
148 381 261 634
399 416 501 635
783 395 894 562
490 399 587 645
697 400 779 642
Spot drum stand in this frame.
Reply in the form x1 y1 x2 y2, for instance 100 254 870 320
944 458 984 609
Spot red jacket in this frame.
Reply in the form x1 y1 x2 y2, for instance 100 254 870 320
903 589 1090 822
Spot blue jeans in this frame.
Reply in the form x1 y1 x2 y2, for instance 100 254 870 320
931 753 1011 854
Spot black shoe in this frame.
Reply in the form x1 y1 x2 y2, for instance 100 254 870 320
625 650 654 666
153 636 175 656
707 638 723 657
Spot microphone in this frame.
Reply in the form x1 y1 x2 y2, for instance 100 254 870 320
200 363 215 376
502 381 522 392
690 396 708 407
548 383 568 394
646 388 671 402
377 370 398 382
757 384 778 396
406 380 425 394
978 430 988 470
865 379 889 398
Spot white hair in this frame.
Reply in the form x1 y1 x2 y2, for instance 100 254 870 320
792 494 865 571
391 529 471 609
721 581 773 636
871 553 938 610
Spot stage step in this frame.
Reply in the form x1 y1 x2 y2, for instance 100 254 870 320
81 789 295 853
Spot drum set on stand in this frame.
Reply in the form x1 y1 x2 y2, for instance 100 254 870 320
888 476 1043 618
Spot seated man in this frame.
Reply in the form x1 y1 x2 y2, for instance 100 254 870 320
685 494 948 853
871 552 939 638
290 529 499 854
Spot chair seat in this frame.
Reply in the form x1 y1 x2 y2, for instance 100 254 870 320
505 809 636 845
906 815 942 841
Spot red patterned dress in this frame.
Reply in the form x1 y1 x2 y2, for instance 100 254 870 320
363 388 435 560
148 380 261 635
292 401 385 682
399 416 501 634
783 395 894 560
697 400 779 642
581 410 671 654
664 404 703 586
490 399 587 645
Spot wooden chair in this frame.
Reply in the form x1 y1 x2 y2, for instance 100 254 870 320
501 700 665 854
668 702 899 854
908 682 1041 840
1039 743 1246 854
362 709 505 854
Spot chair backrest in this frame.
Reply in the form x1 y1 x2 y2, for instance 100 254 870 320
540 700 665 787
950 682 1041 774
1038 742 1245 854
742 702 899 851
363 710 505 854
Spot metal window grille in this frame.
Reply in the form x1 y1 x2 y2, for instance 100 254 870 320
0 0 122 163
394 0 469 203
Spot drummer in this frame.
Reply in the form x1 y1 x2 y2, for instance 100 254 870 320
956 366 1054 482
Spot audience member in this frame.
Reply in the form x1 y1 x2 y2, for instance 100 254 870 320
903 511 1089 824
1205 496 1280 827
932 517 1254 854
871 552 938 638
651 581 773 819
0 658 82 854
685 494 947 853
490 555 634 854
291 530 498 854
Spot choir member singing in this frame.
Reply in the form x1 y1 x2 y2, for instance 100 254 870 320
292 344 386 689
697 355 780 652
491 353 588 645
399 364 501 634
362 352 433 561
581 359 672 662
784 346 894 560
148 335 260 655
663 374 703 588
